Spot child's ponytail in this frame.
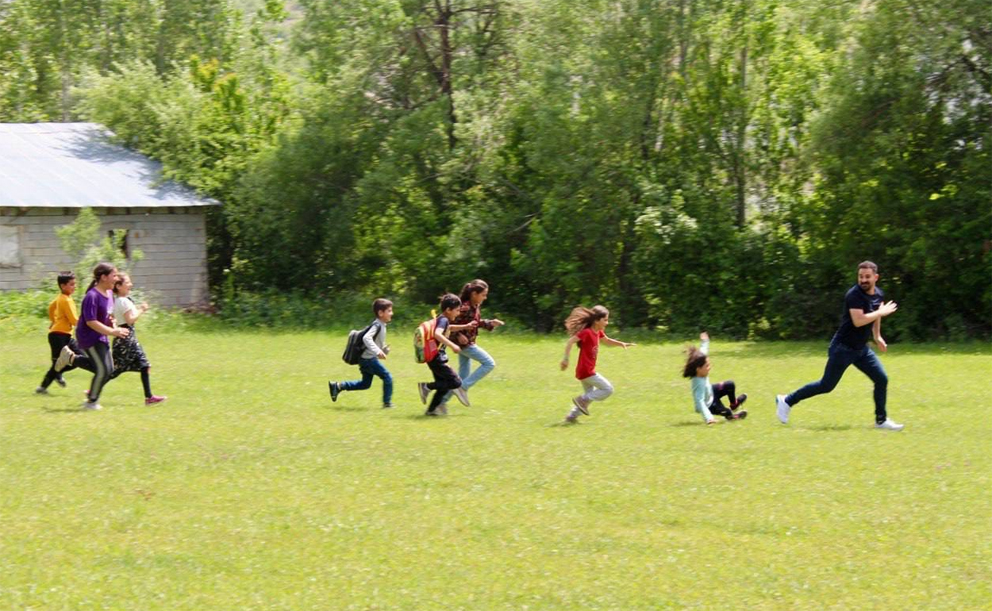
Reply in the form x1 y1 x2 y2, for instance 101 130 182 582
87 262 115 291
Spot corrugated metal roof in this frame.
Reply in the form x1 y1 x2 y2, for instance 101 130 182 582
0 123 219 208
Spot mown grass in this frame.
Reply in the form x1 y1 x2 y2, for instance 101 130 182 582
1 320 989 610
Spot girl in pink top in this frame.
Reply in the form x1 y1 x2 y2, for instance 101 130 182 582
559 305 634 423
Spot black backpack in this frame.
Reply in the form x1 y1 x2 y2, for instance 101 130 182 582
342 322 382 365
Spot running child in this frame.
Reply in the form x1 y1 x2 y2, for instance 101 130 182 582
108 273 166 405
683 331 747 424
329 298 395 408
36 271 93 393
74 263 130 411
437 279 505 408
417 293 471 416
560 305 634 423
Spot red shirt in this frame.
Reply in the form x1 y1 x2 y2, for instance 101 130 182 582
574 328 605 380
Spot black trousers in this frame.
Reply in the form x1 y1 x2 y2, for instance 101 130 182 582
708 380 740 419
39 333 94 388
426 358 462 411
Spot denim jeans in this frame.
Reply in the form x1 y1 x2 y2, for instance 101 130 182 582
787 339 888 423
340 357 393 404
440 344 495 405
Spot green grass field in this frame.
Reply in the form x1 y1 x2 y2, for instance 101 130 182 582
1 323 990 610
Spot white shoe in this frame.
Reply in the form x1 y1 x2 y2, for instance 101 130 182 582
82 401 102 411
453 387 470 407
875 419 904 431
775 395 791 424
418 383 430 405
35 386 49 395
54 345 74 372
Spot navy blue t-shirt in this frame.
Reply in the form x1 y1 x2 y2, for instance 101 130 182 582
434 315 451 362
834 284 884 349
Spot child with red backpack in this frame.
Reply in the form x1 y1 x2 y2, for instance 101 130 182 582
417 293 472 416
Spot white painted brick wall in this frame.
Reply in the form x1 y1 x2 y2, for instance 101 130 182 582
0 207 213 307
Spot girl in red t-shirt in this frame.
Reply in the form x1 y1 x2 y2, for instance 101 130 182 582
559 305 634 423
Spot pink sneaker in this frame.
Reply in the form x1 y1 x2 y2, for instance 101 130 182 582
145 395 167 405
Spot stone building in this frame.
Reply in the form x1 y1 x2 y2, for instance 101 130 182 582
0 123 218 307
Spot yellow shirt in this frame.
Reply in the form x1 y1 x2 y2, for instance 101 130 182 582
48 293 78 335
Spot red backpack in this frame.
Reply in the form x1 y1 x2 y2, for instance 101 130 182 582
413 313 439 364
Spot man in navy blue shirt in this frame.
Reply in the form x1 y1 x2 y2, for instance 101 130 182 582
776 261 905 431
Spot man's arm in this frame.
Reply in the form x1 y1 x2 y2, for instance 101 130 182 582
849 300 898 327
872 318 888 352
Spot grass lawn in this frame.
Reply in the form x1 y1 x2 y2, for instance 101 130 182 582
1 322 990 610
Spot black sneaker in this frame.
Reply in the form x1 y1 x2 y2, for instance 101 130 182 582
382 403 394 409
735 410 748 420
56 376 67 388
732 393 748 410
329 381 340 402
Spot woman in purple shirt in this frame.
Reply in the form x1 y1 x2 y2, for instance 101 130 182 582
75 263 130 410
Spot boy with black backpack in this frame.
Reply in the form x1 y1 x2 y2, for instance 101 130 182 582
330 298 394 408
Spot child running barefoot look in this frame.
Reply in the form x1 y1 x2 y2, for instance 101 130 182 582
560 305 634 423
418 293 471 416
683 332 747 425
329 298 395 408
109 274 166 405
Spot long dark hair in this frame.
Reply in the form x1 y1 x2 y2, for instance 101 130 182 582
87 262 116 291
683 345 708 378
564 305 609 336
459 279 489 303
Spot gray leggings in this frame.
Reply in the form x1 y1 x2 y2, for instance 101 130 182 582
84 342 114 402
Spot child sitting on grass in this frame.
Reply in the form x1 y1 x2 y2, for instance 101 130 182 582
683 332 747 424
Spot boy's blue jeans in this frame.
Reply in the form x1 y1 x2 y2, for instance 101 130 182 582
440 344 495 405
340 357 393 404
786 339 888 423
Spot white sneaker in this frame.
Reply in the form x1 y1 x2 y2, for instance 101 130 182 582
453 387 470 407
418 383 430 405
875 419 904 432
54 345 74 372
775 395 791 424
35 386 49 394
82 401 102 411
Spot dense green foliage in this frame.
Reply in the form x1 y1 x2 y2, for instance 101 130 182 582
2 0 988 339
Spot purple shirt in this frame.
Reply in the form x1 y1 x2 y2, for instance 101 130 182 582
76 287 113 350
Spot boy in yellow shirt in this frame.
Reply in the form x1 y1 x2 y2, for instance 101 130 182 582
35 272 92 394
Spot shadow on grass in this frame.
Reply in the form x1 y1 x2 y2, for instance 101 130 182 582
41 406 89 413
325 404 372 413
801 423 856 432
